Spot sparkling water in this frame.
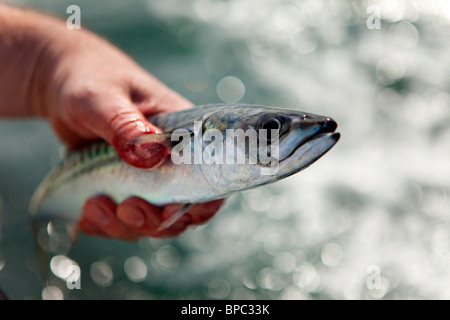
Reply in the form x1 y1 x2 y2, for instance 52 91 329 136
1 0 450 299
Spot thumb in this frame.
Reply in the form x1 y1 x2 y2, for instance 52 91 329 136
111 112 169 169
70 91 169 169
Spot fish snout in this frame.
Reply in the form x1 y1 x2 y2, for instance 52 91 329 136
318 118 338 134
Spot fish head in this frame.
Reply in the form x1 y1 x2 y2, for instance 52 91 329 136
198 104 340 193
269 110 340 178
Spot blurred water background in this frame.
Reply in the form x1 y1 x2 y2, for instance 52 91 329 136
1 0 450 299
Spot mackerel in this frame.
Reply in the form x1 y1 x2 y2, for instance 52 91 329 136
29 104 340 229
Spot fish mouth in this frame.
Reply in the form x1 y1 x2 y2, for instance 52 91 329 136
281 119 340 162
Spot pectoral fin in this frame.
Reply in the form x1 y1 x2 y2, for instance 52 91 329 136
128 132 193 150
157 203 194 231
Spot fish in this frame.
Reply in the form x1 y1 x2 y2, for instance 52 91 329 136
29 103 340 231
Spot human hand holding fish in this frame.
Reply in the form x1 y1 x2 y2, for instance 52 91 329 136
0 4 225 240
0 5 340 245
44 28 227 240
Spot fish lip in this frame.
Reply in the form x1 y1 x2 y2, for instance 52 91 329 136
320 118 338 134
280 120 339 162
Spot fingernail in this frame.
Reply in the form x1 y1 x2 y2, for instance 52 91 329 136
89 207 110 227
119 140 168 169
121 207 145 228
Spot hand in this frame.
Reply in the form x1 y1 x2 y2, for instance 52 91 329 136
80 196 225 240
42 29 225 240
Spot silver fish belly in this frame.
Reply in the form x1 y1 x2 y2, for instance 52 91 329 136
29 103 340 224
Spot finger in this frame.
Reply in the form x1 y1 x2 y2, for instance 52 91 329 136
65 88 168 169
158 223 190 238
129 73 193 115
185 199 226 225
159 200 225 226
78 217 109 237
117 198 189 238
116 196 164 237
81 195 142 241
161 204 193 228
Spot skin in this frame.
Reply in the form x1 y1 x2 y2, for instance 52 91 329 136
0 4 224 240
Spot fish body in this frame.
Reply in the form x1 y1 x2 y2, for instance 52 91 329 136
29 104 340 224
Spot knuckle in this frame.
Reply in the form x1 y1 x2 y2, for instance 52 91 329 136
66 85 97 109
63 85 102 121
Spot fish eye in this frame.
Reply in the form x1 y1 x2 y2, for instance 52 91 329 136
262 118 281 132
261 118 282 141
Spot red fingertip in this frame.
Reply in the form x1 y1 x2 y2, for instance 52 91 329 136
116 137 169 169
117 206 146 228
